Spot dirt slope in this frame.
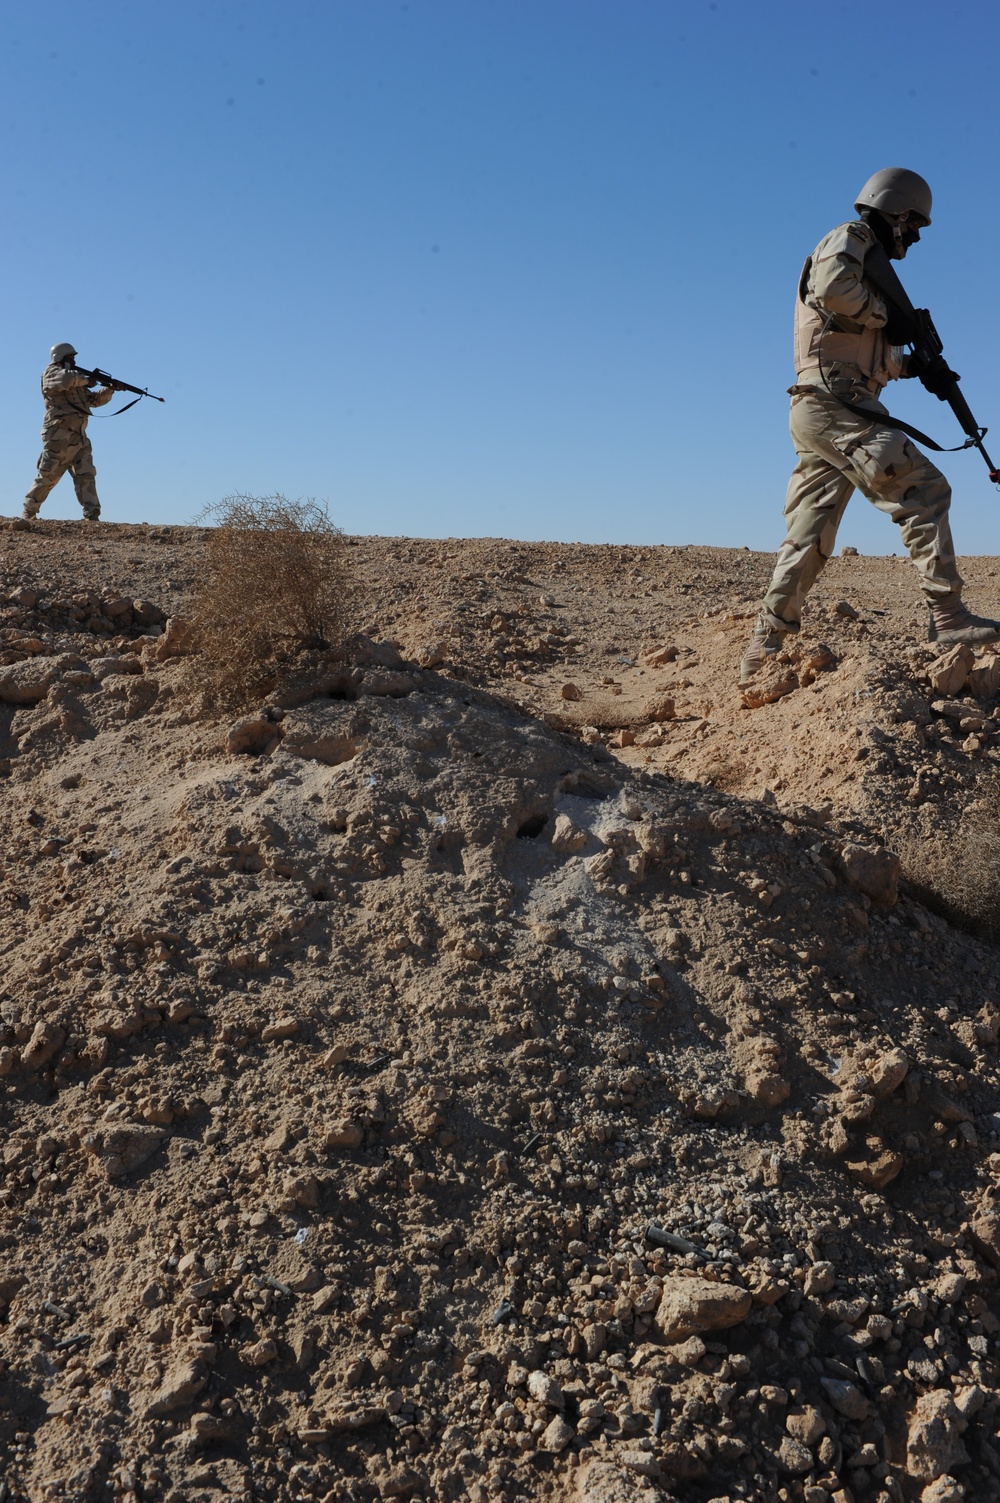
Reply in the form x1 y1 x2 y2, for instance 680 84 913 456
2 522 1000 1503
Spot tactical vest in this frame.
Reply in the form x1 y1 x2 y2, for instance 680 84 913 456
793 221 903 391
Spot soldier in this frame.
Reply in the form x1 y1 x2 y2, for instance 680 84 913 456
23 343 116 521
740 168 1000 683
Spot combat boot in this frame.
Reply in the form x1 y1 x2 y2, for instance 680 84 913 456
738 609 798 684
928 604 1000 646
21 502 40 521
82 507 101 522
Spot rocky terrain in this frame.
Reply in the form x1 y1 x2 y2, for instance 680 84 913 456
3 520 1000 1503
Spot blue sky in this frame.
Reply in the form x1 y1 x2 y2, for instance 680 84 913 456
3 0 1000 556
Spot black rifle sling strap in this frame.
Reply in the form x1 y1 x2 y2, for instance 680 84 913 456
809 240 974 454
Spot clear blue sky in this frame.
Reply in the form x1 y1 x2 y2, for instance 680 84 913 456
4 0 1000 555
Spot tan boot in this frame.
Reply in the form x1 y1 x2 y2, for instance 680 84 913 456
739 610 798 683
21 501 40 521
928 604 1000 646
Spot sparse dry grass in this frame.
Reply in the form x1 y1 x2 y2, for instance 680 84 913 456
897 780 1000 942
187 493 349 711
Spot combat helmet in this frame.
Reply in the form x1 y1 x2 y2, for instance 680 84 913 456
854 168 932 226
50 342 77 364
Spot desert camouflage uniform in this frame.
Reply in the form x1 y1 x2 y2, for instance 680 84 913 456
762 219 963 627
24 364 115 520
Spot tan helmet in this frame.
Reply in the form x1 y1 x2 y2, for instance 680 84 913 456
854 168 932 226
50 342 77 363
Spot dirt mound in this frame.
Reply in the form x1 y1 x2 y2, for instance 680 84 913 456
2 523 1000 1502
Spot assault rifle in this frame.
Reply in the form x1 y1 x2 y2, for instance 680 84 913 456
72 365 165 410
863 242 999 484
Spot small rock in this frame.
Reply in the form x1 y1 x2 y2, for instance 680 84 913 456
969 655 1000 697
83 1124 167 1179
527 1370 564 1407
787 1405 825 1445
551 813 587 853
414 643 446 668
869 1048 909 1098
845 1138 904 1190
312 1285 339 1314
839 842 900 905
21 1021 65 1071
819 1377 868 1420
560 683 583 701
921 1479 965 1503
540 1414 574 1452
907 1390 968 1483
146 1360 207 1416
968 1208 1000 1267
620 1449 661 1479
240 1338 278 1368
778 1436 814 1474
324 1121 364 1149
803 1262 836 1296
926 644 974 697
655 1276 752 1342
834 599 859 618
261 1016 300 1043
748 1071 790 1108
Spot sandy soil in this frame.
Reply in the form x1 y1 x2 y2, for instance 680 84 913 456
1 520 1000 1503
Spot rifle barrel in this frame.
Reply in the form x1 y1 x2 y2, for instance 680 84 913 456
75 366 165 403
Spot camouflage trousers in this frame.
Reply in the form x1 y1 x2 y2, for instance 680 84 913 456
762 385 963 625
25 424 101 518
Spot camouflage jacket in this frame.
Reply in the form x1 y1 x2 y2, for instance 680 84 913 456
793 220 906 391
39 363 114 431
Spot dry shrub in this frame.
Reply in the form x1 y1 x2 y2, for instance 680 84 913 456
188 493 349 711
897 780 1000 943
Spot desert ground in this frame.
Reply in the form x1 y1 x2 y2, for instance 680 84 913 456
2 520 1000 1503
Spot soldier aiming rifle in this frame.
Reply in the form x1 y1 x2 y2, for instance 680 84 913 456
23 343 164 523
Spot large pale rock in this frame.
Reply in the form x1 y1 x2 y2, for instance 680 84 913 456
654 1276 751 1342
0 656 63 704
869 1047 909 1098
576 1460 669 1503
969 654 1000 697
551 813 587 853
20 1022 65 1070
921 1479 965 1503
83 1123 167 1179
907 1390 968 1483
153 616 197 660
926 644 974 696
968 1207 1000 1268
146 1359 207 1416
839 842 900 905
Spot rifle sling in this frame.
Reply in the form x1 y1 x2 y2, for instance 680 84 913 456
108 395 144 417
798 386 971 454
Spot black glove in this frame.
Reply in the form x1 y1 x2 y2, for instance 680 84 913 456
911 351 959 400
